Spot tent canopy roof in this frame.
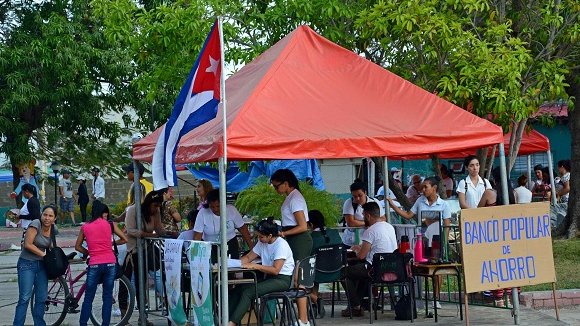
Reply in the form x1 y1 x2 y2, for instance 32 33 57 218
134 25 503 163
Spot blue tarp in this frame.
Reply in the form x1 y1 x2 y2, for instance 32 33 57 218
186 160 325 193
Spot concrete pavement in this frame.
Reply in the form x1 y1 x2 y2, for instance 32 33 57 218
0 227 579 325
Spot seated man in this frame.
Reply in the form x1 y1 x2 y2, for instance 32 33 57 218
342 181 384 247
342 202 398 317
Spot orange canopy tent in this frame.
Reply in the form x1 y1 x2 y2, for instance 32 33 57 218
133 26 503 163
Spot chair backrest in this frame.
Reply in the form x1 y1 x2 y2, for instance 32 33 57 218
295 254 317 289
313 244 346 282
370 252 412 284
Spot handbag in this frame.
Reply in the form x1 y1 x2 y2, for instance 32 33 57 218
146 241 161 272
109 222 124 279
43 225 69 279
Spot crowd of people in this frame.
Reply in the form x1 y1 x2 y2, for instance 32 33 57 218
11 155 572 325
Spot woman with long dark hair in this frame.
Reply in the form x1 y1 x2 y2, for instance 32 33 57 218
228 217 294 326
456 155 492 209
119 190 165 326
13 205 58 326
270 168 313 326
75 203 127 326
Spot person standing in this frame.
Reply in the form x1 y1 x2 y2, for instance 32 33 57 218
77 177 90 223
406 174 423 205
457 155 492 209
13 205 58 326
270 169 312 326
440 164 455 198
119 191 165 326
124 162 153 206
195 179 213 210
17 183 41 230
91 167 105 202
159 187 182 238
514 175 533 204
75 204 127 326
556 159 571 202
59 169 77 226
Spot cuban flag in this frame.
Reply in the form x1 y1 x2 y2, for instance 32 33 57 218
152 20 222 190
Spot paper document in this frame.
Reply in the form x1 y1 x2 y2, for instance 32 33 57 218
227 258 242 268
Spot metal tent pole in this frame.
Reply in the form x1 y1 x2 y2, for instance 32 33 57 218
547 150 557 206
383 157 391 222
498 143 519 325
132 159 146 326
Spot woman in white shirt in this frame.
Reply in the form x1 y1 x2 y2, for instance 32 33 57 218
514 175 533 204
228 218 294 326
456 155 492 209
556 160 571 202
193 189 253 259
270 168 312 326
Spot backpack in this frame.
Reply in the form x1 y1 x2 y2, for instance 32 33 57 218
395 292 417 320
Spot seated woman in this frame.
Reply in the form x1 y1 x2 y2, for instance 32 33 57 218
308 210 342 317
193 189 253 261
228 217 295 326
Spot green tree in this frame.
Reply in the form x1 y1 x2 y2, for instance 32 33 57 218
0 0 135 190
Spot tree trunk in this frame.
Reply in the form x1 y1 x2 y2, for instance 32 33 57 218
431 155 447 199
486 145 497 180
566 73 580 238
507 119 527 173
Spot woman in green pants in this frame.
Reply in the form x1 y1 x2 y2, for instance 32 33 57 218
228 218 295 326
271 168 313 326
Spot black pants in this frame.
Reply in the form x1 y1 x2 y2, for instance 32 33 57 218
343 262 371 307
79 202 88 222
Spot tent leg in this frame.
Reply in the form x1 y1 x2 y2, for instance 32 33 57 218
383 157 391 222
547 150 557 206
527 156 532 189
498 143 520 325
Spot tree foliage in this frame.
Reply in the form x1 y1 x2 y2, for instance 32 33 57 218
0 0 135 181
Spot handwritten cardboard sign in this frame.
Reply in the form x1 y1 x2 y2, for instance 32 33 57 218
460 202 556 293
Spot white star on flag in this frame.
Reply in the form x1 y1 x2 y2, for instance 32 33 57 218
206 56 220 75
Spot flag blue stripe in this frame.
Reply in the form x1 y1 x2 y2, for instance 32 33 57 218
159 21 220 186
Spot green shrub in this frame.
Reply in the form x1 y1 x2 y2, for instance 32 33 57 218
235 177 341 226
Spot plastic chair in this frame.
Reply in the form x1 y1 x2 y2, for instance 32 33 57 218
368 252 415 324
259 255 317 326
312 244 349 318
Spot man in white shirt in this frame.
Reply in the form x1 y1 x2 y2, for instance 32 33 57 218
342 181 384 247
341 201 397 317
91 167 105 202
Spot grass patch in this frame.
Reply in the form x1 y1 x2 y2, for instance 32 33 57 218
522 238 580 291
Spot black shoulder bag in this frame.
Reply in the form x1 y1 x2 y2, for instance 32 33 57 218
43 225 69 279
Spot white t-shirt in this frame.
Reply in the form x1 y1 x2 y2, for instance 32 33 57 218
193 205 244 242
281 189 309 227
560 172 570 202
59 177 73 198
456 176 492 208
514 186 532 204
342 196 385 246
376 186 396 199
411 195 451 223
361 221 398 264
252 237 295 276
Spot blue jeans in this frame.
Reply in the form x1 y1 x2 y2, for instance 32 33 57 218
13 257 48 326
80 263 116 326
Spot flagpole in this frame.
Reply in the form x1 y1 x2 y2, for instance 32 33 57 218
217 16 229 326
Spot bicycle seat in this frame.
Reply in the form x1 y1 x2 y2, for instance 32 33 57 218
67 252 77 260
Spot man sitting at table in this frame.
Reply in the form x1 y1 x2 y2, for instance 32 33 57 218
342 181 384 247
228 217 295 326
342 202 397 317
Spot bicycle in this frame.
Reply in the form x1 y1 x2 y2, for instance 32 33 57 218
31 252 135 326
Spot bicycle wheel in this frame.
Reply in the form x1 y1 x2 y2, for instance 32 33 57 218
90 275 135 326
31 276 70 326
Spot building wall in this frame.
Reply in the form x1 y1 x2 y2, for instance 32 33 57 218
0 173 198 209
